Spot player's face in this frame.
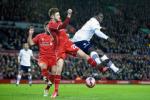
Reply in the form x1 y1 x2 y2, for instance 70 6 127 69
54 12 61 21
97 14 104 23
24 43 29 50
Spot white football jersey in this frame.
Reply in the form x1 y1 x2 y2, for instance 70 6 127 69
18 49 33 66
72 17 108 42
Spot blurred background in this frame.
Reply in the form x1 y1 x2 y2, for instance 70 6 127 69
0 0 150 82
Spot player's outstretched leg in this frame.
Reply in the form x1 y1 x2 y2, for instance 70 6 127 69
100 54 119 73
90 51 108 72
90 51 101 65
77 49 97 67
90 49 119 73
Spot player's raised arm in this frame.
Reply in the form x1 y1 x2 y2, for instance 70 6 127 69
27 26 35 46
48 8 72 31
58 9 72 29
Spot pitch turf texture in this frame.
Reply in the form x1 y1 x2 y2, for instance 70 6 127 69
0 84 150 100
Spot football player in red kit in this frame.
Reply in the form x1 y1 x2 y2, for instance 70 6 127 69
47 8 97 98
27 23 57 86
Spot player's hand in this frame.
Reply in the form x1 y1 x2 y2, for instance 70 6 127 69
67 9 72 18
101 27 107 30
107 37 116 44
67 9 72 14
29 26 34 35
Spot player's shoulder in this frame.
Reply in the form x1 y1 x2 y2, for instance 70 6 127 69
20 49 26 54
20 49 24 52
29 49 33 54
28 49 32 52
90 17 99 24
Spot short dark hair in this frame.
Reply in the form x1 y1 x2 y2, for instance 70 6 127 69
48 8 59 17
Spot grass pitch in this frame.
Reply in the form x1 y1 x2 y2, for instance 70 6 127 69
0 84 150 100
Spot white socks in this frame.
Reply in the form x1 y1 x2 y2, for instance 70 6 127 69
91 52 119 73
109 62 119 73
101 55 109 61
101 55 119 73
90 51 101 65
16 75 21 84
28 75 32 84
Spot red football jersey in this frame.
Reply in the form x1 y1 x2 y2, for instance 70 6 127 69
48 17 70 55
48 17 70 32
56 30 79 59
32 33 56 58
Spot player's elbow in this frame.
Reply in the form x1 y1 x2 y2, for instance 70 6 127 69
27 40 34 46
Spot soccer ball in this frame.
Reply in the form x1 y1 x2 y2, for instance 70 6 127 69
85 77 96 88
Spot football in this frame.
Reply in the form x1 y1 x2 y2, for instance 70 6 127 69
85 77 96 88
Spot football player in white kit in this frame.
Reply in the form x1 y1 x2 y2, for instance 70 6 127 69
72 13 120 73
16 43 34 86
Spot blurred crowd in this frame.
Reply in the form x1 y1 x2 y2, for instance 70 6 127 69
0 54 150 80
0 0 150 80
0 54 41 80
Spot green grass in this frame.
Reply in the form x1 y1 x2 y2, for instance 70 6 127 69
0 84 150 100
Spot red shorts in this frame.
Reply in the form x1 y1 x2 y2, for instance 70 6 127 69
57 40 79 60
38 56 56 68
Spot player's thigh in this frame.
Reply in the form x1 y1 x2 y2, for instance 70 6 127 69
56 58 64 75
38 60 48 69
77 49 89 60
74 40 92 54
57 58 64 69
19 65 29 74
51 65 57 75
65 40 79 56
51 59 64 75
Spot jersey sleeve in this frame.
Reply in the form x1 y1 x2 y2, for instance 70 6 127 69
58 17 70 29
92 19 102 30
94 29 109 40
92 18 108 40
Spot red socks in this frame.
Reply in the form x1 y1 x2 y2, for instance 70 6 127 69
41 69 49 79
54 75 61 92
87 57 97 67
49 75 55 83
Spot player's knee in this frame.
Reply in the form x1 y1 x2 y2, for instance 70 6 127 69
38 63 47 70
57 67 63 74
90 51 101 65
18 71 23 75
51 66 57 74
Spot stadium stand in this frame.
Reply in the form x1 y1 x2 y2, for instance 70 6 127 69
0 0 150 81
